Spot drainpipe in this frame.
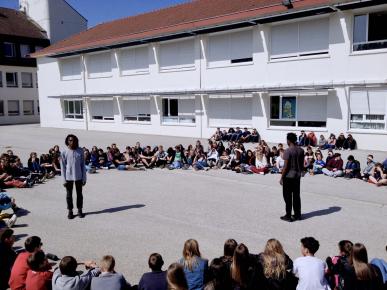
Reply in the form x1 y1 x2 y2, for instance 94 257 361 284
81 54 88 131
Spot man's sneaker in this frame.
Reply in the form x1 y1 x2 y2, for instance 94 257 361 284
67 210 74 219
280 215 294 222
77 210 85 218
7 214 17 228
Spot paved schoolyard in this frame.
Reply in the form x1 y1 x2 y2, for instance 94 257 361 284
1 124 386 284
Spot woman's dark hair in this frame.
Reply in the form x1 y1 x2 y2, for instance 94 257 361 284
348 155 355 161
167 263 188 290
27 250 47 271
59 256 78 276
148 253 164 271
301 237 320 255
65 134 79 148
224 239 238 257
205 258 229 290
231 243 250 288
25 236 41 253
338 240 353 257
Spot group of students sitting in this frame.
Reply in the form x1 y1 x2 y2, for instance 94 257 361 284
1 230 386 290
297 131 358 151
0 148 61 190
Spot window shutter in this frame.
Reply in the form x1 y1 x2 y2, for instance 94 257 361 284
230 30 253 61
350 91 369 114
61 57 81 80
271 23 298 57
297 95 327 121
299 18 329 54
230 95 252 125
368 90 387 115
87 52 111 77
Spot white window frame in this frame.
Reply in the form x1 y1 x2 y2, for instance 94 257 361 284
121 97 151 123
269 94 328 129
6 72 18 87
89 99 115 121
349 89 387 131
269 17 330 61
23 100 34 115
63 99 84 120
4 42 16 58
7 100 20 116
161 96 196 125
21 72 33 88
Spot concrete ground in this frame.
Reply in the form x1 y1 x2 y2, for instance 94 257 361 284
1 124 386 285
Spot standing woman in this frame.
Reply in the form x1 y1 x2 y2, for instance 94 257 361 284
61 134 86 219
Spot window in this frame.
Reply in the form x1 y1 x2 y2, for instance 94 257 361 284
159 39 195 71
270 95 327 127
122 97 151 122
89 100 114 121
8 100 20 116
3 42 16 57
23 100 34 115
20 44 31 58
60 57 82 80
21 72 33 88
86 52 112 78
0 71 2 87
162 97 195 124
0 100 4 116
208 95 253 127
6 72 18 87
119 46 149 75
270 18 329 59
63 100 83 119
353 11 387 51
208 29 253 67
350 90 386 130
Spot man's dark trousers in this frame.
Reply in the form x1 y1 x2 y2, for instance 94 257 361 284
65 180 83 210
283 177 301 217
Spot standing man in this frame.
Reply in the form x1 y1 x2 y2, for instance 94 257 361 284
280 132 304 222
61 134 86 219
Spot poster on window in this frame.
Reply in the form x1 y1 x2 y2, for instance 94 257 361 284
281 97 296 119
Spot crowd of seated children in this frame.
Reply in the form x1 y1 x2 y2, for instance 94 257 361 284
2 231 386 290
210 128 260 143
298 131 358 150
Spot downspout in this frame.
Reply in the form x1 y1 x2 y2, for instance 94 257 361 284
81 54 88 130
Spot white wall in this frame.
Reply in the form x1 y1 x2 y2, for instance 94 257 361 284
37 6 387 150
20 0 87 44
0 65 40 124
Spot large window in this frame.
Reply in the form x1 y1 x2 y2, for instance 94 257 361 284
63 100 83 119
119 46 149 75
271 18 329 59
23 100 34 115
0 100 4 116
3 42 16 57
270 95 327 127
353 11 387 51
20 44 31 58
208 29 253 67
60 57 82 80
350 90 386 130
86 52 112 78
159 39 195 71
89 100 114 121
162 97 195 124
21 72 33 88
122 97 151 122
6 72 18 87
8 100 20 116
208 95 253 127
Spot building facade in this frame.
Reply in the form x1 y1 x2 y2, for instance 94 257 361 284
34 0 387 150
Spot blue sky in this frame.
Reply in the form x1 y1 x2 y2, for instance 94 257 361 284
1 0 189 27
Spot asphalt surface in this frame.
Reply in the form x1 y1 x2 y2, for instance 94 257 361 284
1 124 386 284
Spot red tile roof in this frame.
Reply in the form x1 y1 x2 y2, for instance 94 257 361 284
0 7 48 40
33 0 340 58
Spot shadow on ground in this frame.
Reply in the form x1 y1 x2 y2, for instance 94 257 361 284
302 206 341 220
84 204 145 216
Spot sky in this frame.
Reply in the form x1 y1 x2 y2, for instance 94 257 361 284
1 0 190 27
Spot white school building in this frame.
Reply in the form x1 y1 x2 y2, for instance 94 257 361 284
33 0 387 150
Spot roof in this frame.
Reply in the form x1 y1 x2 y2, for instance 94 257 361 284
0 7 48 40
33 0 354 58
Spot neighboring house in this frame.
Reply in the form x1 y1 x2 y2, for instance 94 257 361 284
0 0 86 125
33 0 387 150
